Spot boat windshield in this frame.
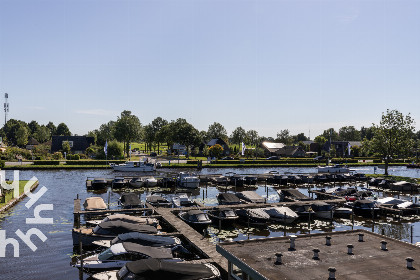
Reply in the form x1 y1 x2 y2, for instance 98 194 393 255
196 214 209 222
224 210 236 217
360 202 376 208
98 248 115 261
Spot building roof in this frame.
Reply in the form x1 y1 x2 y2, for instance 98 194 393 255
27 137 39 146
217 229 420 280
275 146 304 156
207 138 228 147
261 142 285 153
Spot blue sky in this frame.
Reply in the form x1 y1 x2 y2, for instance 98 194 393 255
0 0 419 138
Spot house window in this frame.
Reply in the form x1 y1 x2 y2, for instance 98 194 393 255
62 141 74 148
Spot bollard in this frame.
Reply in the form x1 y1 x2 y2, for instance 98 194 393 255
406 257 414 269
358 233 364 242
313 248 320 260
328 267 336 280
381 240 388 251
289 235 297 251
347 244 354 255
326 235 332 246
275 253 283 265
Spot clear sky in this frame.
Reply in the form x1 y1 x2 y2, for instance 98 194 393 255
0 0 419 138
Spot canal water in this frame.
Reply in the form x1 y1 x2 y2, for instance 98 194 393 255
0 166 419 279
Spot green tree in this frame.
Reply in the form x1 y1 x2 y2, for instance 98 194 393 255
114 110 143 157
360 126 375 140
46 121 57 136
56 123 71 136
28 120 40 135
0 119 29 146
33 126 50 143
107 140 124 159
321 128 339 141
143 124 155 152
95 121 115 146
294 133 309 142
230 126 246 147
62 141 71 155
152 117 168 153
276 129 293 145
245 130 259 146
16 125 29 147
170 118 200 158
207 122 228 141
369 109 415 175
338 126 361 141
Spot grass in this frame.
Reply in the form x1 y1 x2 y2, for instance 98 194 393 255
0 180 36 208
366 174 420 184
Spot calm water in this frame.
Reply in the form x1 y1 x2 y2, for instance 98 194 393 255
0 166 419 279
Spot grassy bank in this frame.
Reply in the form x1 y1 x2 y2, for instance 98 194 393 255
0 180 36 208
366 174 420 184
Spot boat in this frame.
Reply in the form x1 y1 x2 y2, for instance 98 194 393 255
146 193 172 208
73 242 177 272
244 175 258 185
288 202 315 219
368 177 384 187
318 164 349 173
128 178 144 188
352 200 380 218
89 178 108 190
119 193 142 209
177 172 201 189
235 191 265 204
334 206 353 218
235 208 270 226
72 221 158 246
389 181 418 192
143 176 158 187
178 210 212 229
217 193 243 205
310 201 334 219
228 174 245 187
93 232 182 248
111 178 126 189
86 214 159 227
212 175 228 185
263 206 299 224
206 208 239 225
110 158 155 172
376 197 418 211
278 189 312 202
171 193 195 208
83 197 107 220
91 258 221 280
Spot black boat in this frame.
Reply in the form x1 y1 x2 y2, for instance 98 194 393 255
217 193 242 205
244 175 257 185
368 177 384 187
89 178 108 190
207 208 239 225
352 200 380 218
119 193 142 209
178 210 212 229
146 193 172 208
278 189 312 202
95 258 221 280
228 175 245 187
112 178 127 189
288 202 315 219
235 191 265 204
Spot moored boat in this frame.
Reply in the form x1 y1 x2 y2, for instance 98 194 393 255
318 164 349 173
207 208 239 225
119 193 143 209
110 158 155 172
178 209 212 229
235 208 270 226
263 206 299 224
235 191 265 204
177 172 200 189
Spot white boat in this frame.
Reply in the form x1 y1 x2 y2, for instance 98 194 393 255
310 201 334 219
177 172 200 189
318 164 349 173
128 178 144 188
263 206 299 224
143 176 158 187
111 158 155 172
171 193 195 208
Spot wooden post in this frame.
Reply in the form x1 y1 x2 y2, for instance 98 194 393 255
79 232 84 280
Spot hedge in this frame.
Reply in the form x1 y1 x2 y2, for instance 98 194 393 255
33 160 62 165
65 160 126 165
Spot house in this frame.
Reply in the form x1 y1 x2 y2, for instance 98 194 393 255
261 142 285 156
206 138 230 156
171 143 187 155
26 137 39 150
323 141 362 157
275 146 306 157
51 136 95 154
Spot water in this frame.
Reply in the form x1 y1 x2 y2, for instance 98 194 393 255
0 167 419 279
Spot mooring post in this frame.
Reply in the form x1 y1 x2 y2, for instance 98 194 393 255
79 232 84 280
411 224 414 244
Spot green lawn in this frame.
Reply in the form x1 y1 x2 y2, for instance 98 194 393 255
0 180 37 208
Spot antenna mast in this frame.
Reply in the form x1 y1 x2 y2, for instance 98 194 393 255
4 93 9 126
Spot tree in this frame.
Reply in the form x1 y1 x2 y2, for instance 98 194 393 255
369 109 415 175
314 135 327 155
114 110 143 157
209 144 223 159
207 122 228 141
56 123 71 136
16 125 29 147
95 121 116 146
28 120 40 135
169 118 200 158
143 124 155 152
33 126 50 143
152 117 168 153
0 119 29 146
62 141 71 155
46 121 57 136
276 129 293 145
245 130 259 146
338 126 361 141
107 140 124 159
230 126 246 147
360 126 375 140
295 133 309 142
321 128 339 141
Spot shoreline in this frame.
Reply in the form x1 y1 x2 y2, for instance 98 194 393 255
0 180 39 214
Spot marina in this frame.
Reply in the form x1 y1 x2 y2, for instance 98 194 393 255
1 167 420 279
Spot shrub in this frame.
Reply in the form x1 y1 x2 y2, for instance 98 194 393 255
52 152 63 160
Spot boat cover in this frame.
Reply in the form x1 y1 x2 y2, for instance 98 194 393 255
279 189 312 201
111 232 180 247
121 242 173 259
264 207 298 218
84 197 107 210
101 214 157 225
236 191 265 203
96 221 158 234
146 195 169 203
125 259 216 280
120 193 142 206
217 193 241 203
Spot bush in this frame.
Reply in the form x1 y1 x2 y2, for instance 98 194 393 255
52 152 63 160
33 160 61 165
5 147 32 161
0 160 4 168
65 160 125 165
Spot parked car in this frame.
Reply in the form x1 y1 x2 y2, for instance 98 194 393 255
150 152 157 157
221 156 234 160
266 156 279 160
314 156 325 161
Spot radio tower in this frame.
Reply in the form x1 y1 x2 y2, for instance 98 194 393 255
4 93 9 126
